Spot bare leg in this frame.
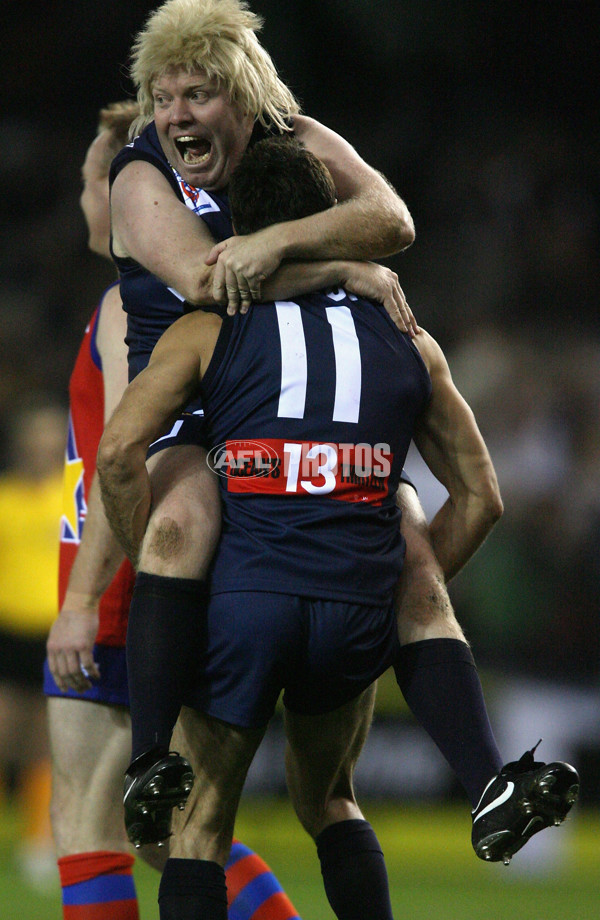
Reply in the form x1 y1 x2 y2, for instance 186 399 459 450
169 706 265 864
126 445 221 770
140 445 221 579
285 688 394 920
284 688 376 838
395 483 466 645
394 483 503 807
158 706 264 920
48 697 165 918
49 697 132 855
48 697 165 864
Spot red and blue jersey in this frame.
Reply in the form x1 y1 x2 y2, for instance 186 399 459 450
58 287 135 646
202 289 432 603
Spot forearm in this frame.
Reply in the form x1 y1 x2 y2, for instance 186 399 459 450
291 113 415 256
263 259 415 333
270 188 414 263
412 331 503 581
48 476 117 689
423 443 504 582
181 263 220 307
428 493 501 583
191 252 347 309
64 475 126 605
97 441 151 567
262 260 355 300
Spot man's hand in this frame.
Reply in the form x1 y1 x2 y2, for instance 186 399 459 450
46 596 101 693
205 229 284 313
342 262 419 336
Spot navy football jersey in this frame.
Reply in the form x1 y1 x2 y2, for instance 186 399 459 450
202 288 432 603
109 122 232 380
109 120 279 381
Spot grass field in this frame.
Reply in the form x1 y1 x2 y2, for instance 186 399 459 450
1 797 597 920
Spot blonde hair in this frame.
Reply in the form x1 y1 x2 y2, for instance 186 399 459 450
98 100 140 138
95 100 141 171
129 0 300 137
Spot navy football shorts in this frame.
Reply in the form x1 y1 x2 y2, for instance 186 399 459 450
43 644 129 707
183 591 399 729
146 407 209 459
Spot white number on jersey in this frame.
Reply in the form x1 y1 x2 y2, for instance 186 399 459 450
275 300 361 423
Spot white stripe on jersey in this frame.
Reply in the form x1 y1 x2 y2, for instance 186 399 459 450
275 302 307 419
326 306 361 423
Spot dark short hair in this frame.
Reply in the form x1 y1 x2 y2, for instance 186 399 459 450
228 135 336 235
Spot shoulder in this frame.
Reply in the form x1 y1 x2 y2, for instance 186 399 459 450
98 281 122 314
291 114 348 152
290 114 318 135
153 310 223 379
110 124 163 174
159 310 223 350
111 157 175 196
411 328 445 375
175 309 223 333
111 125 174 199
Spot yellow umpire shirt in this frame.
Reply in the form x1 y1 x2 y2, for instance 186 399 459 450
0 471 62 638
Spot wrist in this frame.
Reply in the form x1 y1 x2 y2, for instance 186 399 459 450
336 260 354 287
61 590 101 612
269 221 295 260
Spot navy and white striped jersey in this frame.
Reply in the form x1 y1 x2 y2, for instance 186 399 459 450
202 288 432 603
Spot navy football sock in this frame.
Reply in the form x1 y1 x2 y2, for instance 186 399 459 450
127 572 208 761
158 858 227 920
394 638 503 807
316 819 393 920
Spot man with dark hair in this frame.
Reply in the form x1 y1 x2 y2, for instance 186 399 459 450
228 135 338 234
99 136 578 919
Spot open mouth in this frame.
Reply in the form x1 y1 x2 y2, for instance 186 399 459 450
175 136 211 166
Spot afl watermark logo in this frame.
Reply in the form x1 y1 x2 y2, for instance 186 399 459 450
206 440 281 480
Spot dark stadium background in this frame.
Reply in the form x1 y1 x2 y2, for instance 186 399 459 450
2 0 598 874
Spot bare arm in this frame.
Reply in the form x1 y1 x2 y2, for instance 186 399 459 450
111 159 415 331
111 160 218 304
112 130 417 330
97 312 221 564
262 260 417 334
293 114 414 251
46 286 129 692
206 115 415 302
412 330 503 581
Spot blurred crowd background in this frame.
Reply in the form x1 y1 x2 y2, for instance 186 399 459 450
1 0 598 869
